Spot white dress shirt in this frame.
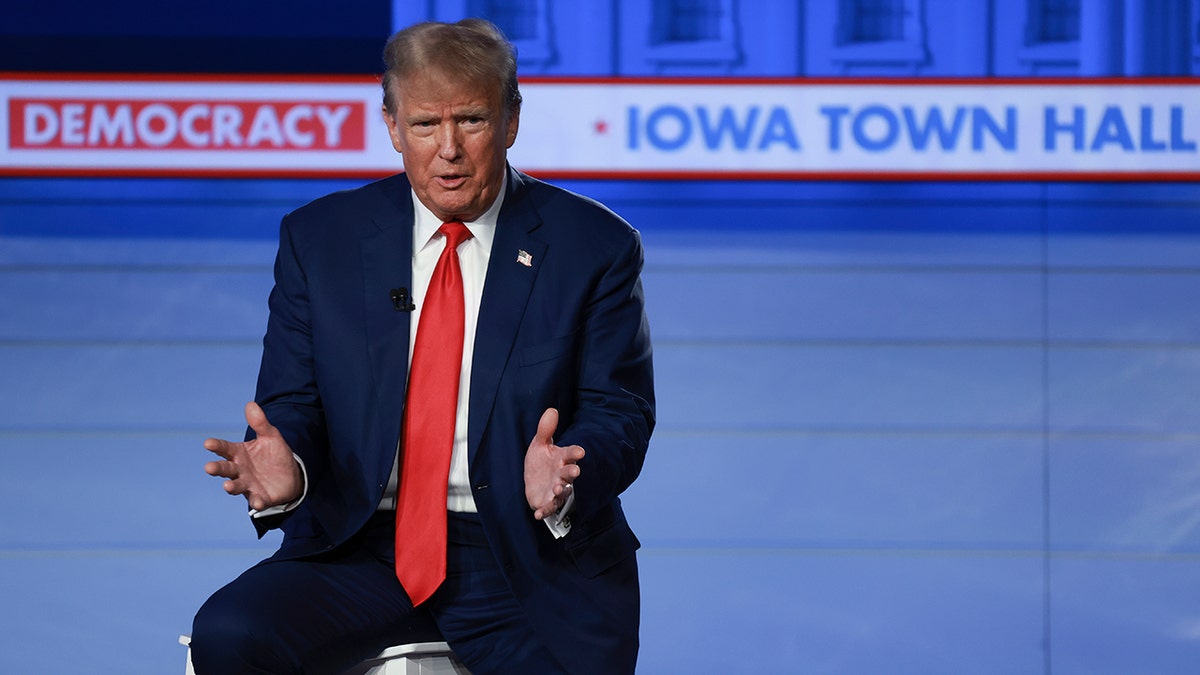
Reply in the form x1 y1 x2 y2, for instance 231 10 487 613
388 177 572 536
381 184 500 514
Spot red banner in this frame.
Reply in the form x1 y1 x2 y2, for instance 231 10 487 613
8 97 366 151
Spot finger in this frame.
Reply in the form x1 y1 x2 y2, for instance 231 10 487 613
536 500 564 521
244 401 277 439
533 491 557 520
535 487 569 521
204 460 239 479
561 445 585 464
534 407 558 446
203 437 235 460
223 479 245 496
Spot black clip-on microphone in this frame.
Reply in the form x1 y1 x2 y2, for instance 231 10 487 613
390 288 416 312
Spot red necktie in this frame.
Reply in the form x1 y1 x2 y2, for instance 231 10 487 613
395 220 473 606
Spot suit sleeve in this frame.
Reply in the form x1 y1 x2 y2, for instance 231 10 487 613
247 214 330 532
556 226 655 523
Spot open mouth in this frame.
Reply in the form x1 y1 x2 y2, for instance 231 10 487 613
436 175 467 188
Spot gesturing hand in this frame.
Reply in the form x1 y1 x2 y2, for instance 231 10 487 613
203 402 303 512
524 408 585 521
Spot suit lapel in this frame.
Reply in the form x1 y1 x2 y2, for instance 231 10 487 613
468 169 546 461
361 175 415 426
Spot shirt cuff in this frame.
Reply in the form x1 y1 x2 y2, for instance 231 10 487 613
543 489 575 539
249 453 308 518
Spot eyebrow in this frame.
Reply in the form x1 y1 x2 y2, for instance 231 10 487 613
406 103 493 122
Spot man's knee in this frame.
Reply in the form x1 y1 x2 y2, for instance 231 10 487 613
191 585 296 675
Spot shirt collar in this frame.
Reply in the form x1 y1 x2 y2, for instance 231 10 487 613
412 170 507 255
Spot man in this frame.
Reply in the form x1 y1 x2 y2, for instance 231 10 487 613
191 18 655 675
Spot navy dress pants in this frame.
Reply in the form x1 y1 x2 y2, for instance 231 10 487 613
191 512 568 675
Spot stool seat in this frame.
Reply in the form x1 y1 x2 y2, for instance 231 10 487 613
180 634 471 674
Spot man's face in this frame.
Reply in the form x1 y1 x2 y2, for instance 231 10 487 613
383 72 519 223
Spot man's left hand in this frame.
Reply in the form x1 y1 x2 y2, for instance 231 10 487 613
524 407 584 520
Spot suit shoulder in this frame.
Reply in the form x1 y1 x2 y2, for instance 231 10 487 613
516 174 639 243
282 174 409 236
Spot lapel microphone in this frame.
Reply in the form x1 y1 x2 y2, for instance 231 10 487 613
389 288 416 312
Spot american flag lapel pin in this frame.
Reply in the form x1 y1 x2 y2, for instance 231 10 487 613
516 249 533 267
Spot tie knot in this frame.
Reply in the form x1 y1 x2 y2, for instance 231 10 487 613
439 221 473 250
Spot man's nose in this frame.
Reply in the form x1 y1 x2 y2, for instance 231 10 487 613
435 124 462 160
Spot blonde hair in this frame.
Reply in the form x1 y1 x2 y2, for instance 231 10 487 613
382 18 522 117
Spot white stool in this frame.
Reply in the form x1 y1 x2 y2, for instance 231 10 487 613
180 634 471 674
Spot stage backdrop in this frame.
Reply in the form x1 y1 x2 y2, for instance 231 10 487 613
2 1 1199 673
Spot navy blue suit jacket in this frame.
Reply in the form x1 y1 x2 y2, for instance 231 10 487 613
249 167 655 673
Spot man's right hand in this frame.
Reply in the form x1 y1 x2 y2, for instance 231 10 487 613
204 402 303 512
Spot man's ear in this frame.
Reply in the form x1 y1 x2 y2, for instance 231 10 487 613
382 105 404 153
505 106 520 149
